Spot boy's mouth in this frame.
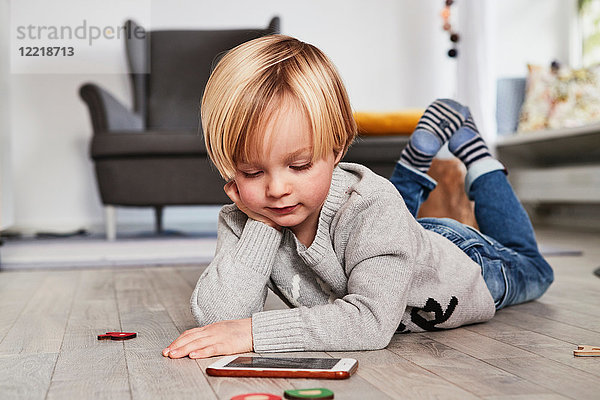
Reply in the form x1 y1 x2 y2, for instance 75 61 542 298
268 204 299 214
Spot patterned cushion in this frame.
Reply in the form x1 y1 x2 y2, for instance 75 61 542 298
518 63 600 132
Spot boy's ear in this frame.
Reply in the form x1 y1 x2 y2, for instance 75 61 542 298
334 149 343 165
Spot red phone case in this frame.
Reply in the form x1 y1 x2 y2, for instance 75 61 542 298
206 360 358 380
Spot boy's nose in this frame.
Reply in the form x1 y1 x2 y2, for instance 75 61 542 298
266 175 291 198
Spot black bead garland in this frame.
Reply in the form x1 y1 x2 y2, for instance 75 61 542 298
442 0 459 58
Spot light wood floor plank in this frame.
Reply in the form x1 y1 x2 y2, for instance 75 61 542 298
537 294 599 317
421 325 535 360
328 347 480 399
485 356 600 400
58 270 122 351
47 347 130 399
354 350 480 399
483 394 570 400
466 318 600 377
47 270 130 399
0 270 46 295
46 378 131 400
388 332 465 365
127 349 217 400
510 300 600 333
492 307 600 346
114 269 215 400
0 353 57 400
145 267 198 332
387 333 558 398
0 270 19 289
115 269 178 351
543 279 600 304
0 271 79 356
0 271 47 342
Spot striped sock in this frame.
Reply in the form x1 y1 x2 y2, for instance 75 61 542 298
448 116 493 168
399 99 470 172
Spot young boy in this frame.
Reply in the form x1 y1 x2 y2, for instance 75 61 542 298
163 35 553 360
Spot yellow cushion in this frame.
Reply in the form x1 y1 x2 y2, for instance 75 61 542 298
354 109 424 136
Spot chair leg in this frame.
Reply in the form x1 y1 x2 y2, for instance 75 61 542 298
105 205 117 241
154 206 164 234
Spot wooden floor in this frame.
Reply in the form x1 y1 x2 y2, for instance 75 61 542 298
1 227 599 399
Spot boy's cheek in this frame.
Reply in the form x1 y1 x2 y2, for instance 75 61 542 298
235 181 253 197
236 185 261 208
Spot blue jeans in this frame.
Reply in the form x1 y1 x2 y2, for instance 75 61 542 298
389 162 554 309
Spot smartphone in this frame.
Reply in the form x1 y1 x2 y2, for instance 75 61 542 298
206 355 358 379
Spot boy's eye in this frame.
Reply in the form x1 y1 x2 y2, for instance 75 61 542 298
290 162 312 171
241 171 262 178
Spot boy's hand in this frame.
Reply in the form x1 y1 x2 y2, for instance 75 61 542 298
224 181 281 231
163 318 253 359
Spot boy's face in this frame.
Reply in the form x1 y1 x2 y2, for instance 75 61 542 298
234 101 342 244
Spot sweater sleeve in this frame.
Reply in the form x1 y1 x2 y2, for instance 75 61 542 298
252 192 419 352
190 206 283 326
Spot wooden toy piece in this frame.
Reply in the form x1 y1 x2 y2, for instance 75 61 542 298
574 345 600 356
230 394 282 400
97 332 137 341
283 388 334 400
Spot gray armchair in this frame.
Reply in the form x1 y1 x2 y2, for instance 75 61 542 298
80 17 280 240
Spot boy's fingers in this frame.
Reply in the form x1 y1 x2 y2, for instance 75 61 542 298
167 331 197 349
189 344 220 359
168 338 214 359
163 328 208 356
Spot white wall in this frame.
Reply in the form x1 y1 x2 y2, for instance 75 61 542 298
495 0 577 78
0 0 13 230
6 0 456 234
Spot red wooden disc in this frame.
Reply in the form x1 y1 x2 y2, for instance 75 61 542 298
230 394 282 400
97 332 137 340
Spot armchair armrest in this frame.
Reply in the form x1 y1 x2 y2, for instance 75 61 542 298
79 83 143 134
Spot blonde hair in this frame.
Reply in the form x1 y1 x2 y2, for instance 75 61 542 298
201 34 357 181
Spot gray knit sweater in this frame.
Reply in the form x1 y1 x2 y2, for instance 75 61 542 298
190 162 495 352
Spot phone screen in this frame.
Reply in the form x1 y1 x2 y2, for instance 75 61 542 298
224 356 341 370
